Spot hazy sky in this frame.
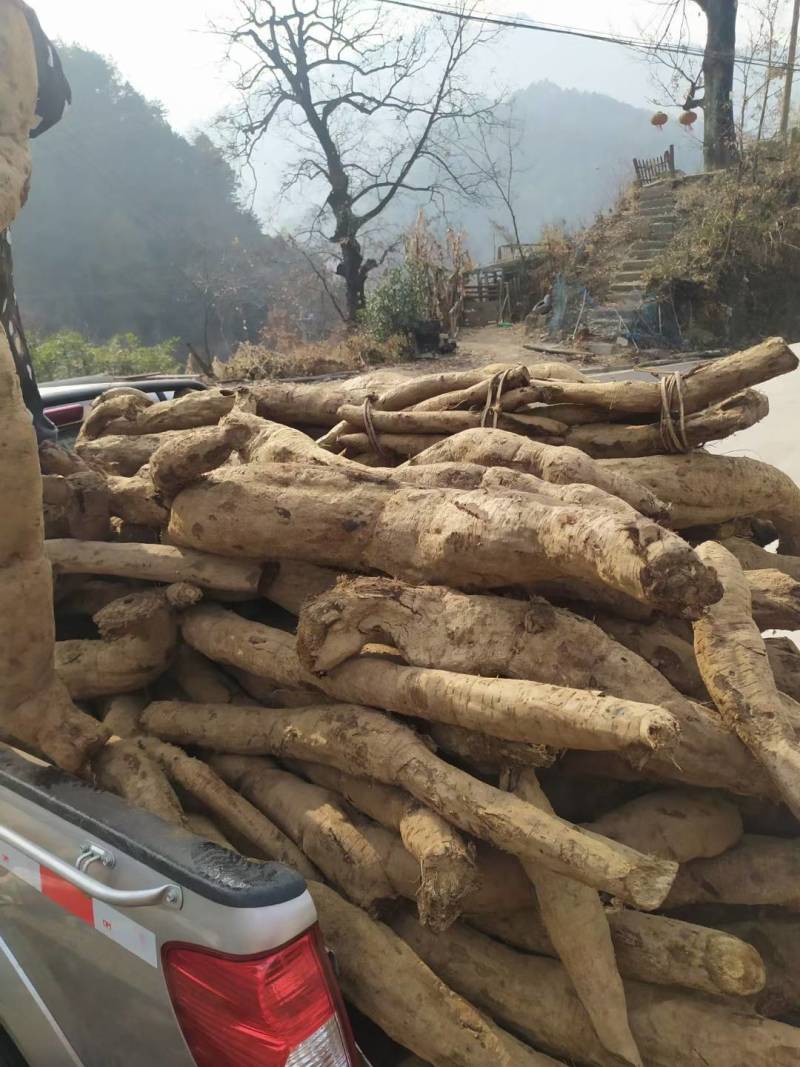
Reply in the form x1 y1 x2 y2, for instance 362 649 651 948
30 1 710 131
28 0 722 226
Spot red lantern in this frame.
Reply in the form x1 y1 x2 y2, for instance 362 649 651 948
679 110 698 129
651 111 668 130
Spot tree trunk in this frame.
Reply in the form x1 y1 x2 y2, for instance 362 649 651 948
339 237 366 323
696 0 739 170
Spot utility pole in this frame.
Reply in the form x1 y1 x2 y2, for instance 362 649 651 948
781 0 800 139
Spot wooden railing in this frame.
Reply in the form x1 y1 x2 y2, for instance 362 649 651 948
496 242 541 262
633 145 676 185
463 267 504 304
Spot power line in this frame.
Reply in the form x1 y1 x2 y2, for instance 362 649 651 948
377 0 800 74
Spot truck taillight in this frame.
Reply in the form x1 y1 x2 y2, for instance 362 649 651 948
44 403 84 427
163 927 360 1067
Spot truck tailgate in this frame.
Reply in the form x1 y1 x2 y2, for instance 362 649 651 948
0 747 319 1066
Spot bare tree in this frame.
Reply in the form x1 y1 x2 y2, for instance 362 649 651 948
285 234 348 324
222 0 497 322
746 0 783 164
459 107 529 261
647 0 740 169
186 240 271 360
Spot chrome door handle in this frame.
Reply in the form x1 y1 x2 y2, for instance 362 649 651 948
0 823 182 909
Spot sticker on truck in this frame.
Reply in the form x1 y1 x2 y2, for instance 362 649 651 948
0 843 158 966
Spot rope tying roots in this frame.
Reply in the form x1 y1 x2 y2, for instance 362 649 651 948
480 368 514 429
659 372 690 454
363 396 389 460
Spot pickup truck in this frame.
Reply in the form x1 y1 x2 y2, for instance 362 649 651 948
40 375 207 444
0 745 371 1067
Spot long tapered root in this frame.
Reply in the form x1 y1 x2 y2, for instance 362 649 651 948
472 907 766 999
601 452 800 554
141 700 678 909
290 760 480 930
168 461 720 617
309 881 561 1067
46 539 262 593
507 768 642 1066
405 427 670 519
395 916 796 1067
209 754 397 912
138 738 319 879
94 740 185 825
185 602 681 754
693 541 800 820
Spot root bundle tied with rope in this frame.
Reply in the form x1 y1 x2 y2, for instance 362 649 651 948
308 338 793 462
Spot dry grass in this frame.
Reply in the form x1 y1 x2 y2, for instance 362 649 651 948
529 185 641 305
643 146 800 342
215 329 414 381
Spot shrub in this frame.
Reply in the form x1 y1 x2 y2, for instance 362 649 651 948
31 331 180 382
360 264 431 341
217 330 412 381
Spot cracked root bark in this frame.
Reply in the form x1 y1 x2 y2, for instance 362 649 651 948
394 917 796 1067
0 326 107 772
290 760 478 931
185 603 679 755
308 880 561 1067
693 541 800 820
169 462 722 617
505 768 641 1067
140 700 678 909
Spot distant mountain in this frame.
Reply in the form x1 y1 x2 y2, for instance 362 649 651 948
12 47 305 350
468 24 659 111
448 81 704 264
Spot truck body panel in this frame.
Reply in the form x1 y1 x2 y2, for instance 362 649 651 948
0 748 320 1066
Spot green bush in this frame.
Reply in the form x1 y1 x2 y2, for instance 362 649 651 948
360 264 431 341
31 331 180 383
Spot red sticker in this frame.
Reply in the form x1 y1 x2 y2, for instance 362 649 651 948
41 868 95 925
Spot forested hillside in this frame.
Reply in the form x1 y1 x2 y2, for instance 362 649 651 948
12 47 318 354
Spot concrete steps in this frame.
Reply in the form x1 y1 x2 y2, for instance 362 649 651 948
639 204 675 217
639 181 675 201
552 178 681 345
620 257 655 269
605 185 680 306
608 281 644 294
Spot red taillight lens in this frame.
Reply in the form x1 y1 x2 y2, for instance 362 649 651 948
44 403 84 427
163 927 359 1067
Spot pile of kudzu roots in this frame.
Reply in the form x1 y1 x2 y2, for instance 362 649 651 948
4 336 800 1066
